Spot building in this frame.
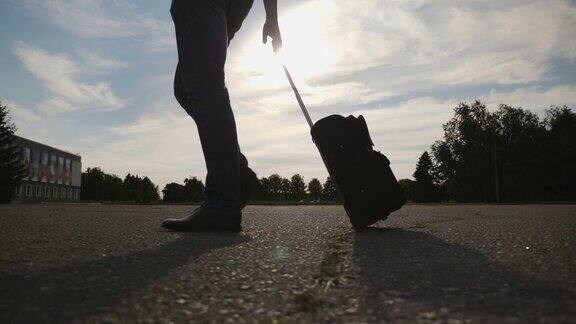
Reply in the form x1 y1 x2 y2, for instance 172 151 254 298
14 136 82 202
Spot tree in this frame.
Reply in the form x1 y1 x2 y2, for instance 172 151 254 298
141 176 160 203
82 167 137 202
122 173 142 202
81 167 124 201
322 176 339 201
0 102 25 203
431 101 498 202
494 105 546 201
104 173 124 202
289 174 306 200
81 167 105 201
412 151 439 202
121 173 159 203
257 177 271 200
544 106 576 200
307 178 322 201
280 178 291 200
398 179 415 202
162 183 187 203
430 140 456 200
266 174 283 199
184 176 204 202
430 101 576 202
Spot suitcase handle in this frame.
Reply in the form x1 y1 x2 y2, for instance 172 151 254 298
282 65 314 129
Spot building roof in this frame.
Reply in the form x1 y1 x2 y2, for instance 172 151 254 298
14 136 81 160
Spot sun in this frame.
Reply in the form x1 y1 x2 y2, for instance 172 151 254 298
276 0 337 79
234 0 337 89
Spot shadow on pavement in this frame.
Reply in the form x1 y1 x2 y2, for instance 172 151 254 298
0 232 250 322
352 228 575 321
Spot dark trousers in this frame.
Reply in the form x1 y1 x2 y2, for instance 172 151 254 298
171 0 253 209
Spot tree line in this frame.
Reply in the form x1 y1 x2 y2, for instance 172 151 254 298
402 103 576 203
164 173 340 203
253 174 338 202
81 167 161 203
79 167 341 204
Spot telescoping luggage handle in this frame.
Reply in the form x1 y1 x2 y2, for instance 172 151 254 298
282 65 314 129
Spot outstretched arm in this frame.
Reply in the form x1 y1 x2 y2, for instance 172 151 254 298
262 0 283 52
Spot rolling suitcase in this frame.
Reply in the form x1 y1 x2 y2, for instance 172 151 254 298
282 65 406 228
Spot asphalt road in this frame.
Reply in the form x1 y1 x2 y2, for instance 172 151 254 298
0 204 575 323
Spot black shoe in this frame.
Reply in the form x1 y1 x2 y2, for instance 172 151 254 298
162 205 242 232
239 166 259 209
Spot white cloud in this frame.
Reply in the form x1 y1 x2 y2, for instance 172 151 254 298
241 81 398 117
78 51 131 72
13 42 124 116
17 0 174 50
562 40 576 62
483 85 576 114
3 101 42 125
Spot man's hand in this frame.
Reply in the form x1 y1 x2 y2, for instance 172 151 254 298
262 0 282 52
263 18 282 52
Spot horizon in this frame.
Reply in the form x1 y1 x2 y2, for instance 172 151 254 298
1 0 576 190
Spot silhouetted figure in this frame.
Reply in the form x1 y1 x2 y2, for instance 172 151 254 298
162 0 282 232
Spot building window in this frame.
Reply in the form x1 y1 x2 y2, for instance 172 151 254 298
60 188 66 199
31 148 40 181
65 159 71 185
22 147 30 180
35 185 41 197
50 154 57 183
53 187 59 199
58 157 64 184
44 186 50 198
42 152 49 182
26 185 32 197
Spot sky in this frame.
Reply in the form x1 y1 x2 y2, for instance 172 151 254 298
1 0 576 190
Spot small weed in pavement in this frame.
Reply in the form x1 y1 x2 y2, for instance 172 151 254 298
294 234 351 312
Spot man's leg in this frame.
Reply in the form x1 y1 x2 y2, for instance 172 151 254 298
171 0 241 210
163 0 244 231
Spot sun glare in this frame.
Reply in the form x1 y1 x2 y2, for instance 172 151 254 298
237 0 337 89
